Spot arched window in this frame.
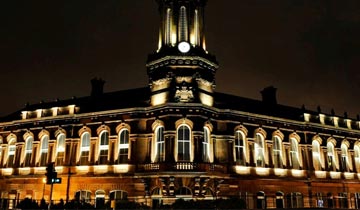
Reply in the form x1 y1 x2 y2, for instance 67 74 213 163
312 140 322 170
7 138 16 167
98 131 109 164
178 6 188 42
24 136 33 167
354 144 360 172
118 129 129 164
155 126 165 162
273 135 283 168
75 190 91 204
177 124 191 162
341 143 350 172
202 126 210 163
109 190 128 202
327 141 337 171
255 133 265 167
79 132 90 165
39 135 49 166
290 137 300 169
56 134 66 166
234 130 246 165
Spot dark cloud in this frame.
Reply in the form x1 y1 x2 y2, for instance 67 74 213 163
0 0 359 118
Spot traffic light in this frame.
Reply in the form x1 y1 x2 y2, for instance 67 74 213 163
45 162 57 184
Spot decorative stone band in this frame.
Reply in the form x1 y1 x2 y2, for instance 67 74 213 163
146 55 219 72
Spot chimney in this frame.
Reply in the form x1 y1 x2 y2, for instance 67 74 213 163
261 86 277 105
91 78 105 97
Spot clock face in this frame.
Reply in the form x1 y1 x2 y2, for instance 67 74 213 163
178 41 190 53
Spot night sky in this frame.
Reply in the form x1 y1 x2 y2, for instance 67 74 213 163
1 0 360 118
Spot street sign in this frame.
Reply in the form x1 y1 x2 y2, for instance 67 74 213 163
52 178 62 184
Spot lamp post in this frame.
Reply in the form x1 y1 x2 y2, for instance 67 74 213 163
42 178 46 199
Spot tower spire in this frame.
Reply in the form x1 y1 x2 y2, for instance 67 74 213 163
147 0 218 107
156 0 208 50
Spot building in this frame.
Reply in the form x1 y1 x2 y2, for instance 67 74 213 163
1 0 360 209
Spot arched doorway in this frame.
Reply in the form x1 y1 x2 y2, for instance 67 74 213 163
338 192 348 209
315 192 324 208
275 191 284 208
355 193 360 209
256 191 266 209
287 192 303 208
151 187 162 208
95 190 105 209
327 192 334 208
176 187 193 201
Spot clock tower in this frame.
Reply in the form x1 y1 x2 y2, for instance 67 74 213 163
147 0 218 106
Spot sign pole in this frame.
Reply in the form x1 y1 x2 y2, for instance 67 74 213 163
48 182 54 210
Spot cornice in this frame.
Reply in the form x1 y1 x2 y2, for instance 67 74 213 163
1 103 360 136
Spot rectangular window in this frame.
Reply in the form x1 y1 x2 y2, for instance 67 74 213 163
24 153 32 167
7 145 16 167
99 149 108 164
39 153 48 166
155 127 165 162
273 137 282 168
56 152 64 165
79 151 89 165
118 148 128 163
7 155 14 168
202 127 210 162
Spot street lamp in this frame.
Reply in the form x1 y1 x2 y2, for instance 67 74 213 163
42 178 46 199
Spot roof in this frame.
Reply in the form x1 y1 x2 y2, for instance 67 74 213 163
0 86 349 125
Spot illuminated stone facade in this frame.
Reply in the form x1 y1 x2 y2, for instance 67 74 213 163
1 0 360 209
